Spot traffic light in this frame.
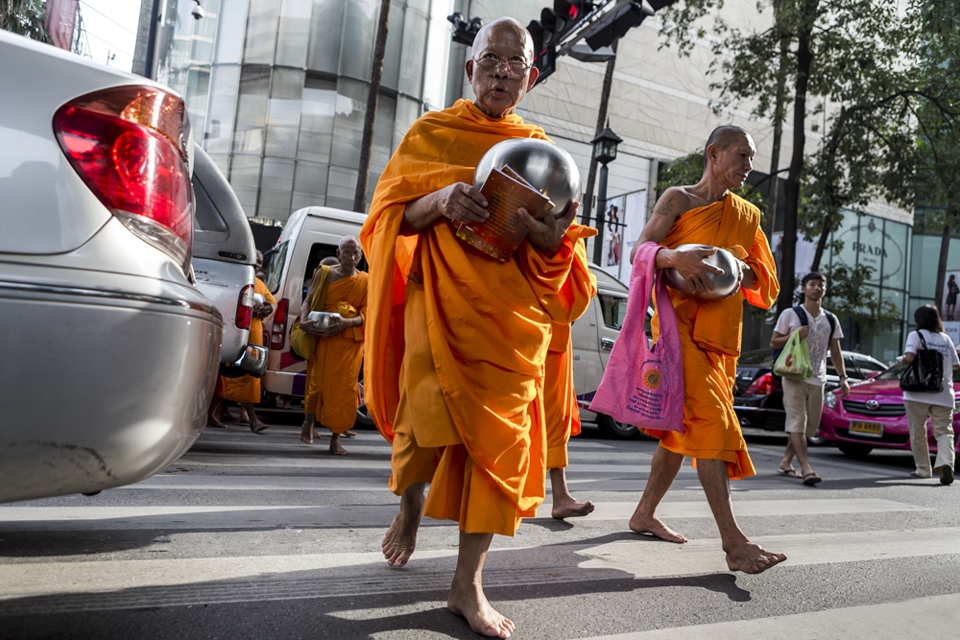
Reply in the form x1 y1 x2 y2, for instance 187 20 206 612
584 2 654 50
528 2 593 82
447 12 483 46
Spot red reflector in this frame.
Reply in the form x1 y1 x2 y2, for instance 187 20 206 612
744 372 776 396
53 86 193 272
271 299 289 350
236 284 253 329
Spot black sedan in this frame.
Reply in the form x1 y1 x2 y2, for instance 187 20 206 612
733 349 888 431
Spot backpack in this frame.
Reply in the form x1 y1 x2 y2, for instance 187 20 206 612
771 305 837 380
899 331 944 393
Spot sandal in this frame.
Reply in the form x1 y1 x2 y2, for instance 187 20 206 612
802 472 822 486
777 467 801 479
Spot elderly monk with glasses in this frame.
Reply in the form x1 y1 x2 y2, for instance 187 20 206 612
361 17 595 639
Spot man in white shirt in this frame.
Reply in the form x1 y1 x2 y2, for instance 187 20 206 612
770 272 850 485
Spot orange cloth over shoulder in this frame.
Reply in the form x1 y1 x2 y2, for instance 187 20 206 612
304 273 367 433
218 278 276 403
647 192 779 480
361 99 595 533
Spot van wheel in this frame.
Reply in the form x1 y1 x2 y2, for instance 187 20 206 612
597 414 639 439
837 443 873 459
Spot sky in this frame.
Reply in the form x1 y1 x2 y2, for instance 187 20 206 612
74 0 143 73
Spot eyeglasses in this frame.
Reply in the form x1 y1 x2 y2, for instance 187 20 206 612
473 54 532 76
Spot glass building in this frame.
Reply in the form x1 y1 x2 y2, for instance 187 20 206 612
154 0 456 223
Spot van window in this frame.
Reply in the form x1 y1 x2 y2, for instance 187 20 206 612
262 241 288 294
599 294 627 330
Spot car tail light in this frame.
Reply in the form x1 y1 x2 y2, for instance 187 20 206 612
53 86 194 274
271 299 289 350
236 284 253 329
744 372 776 395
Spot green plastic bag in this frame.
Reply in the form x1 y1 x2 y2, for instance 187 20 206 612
773 330 813 380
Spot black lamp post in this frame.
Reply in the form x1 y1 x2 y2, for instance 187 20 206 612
591 123 622 265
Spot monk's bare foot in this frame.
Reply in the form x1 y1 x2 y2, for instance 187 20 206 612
551 495 595 519
330 433 348 455
382 488 424 567
342 430 358 438
448 584 515 638
629 513 688 543
299 421 316 444
249 420 268 434
725 541 786 574
208 416 227 429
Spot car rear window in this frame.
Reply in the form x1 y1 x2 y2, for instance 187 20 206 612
875 359 960 383
739 350 773 366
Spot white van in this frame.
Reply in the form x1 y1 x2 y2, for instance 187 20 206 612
260 206 634 436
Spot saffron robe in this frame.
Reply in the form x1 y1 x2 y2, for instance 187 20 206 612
304 273 368 433
361 99 595 535
544 237 597 470
647 192 779 480
218 278 276 404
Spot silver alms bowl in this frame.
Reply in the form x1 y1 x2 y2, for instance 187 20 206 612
473 138 581 216
662 244 741 300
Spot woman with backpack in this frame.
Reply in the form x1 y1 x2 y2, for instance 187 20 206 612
902 305 959 484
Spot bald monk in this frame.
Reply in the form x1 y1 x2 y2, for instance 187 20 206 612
627 125 786 574
211 251 276 433
361 17 594 639
298 236 367 456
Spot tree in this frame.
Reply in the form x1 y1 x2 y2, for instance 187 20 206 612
354 0 392 214
1 0 49 42
657 0 947 325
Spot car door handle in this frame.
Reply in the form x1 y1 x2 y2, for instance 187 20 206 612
601 338 615 351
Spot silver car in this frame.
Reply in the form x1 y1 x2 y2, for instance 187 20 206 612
0 30 222 503
192 144 264 377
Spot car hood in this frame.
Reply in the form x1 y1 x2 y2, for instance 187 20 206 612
842 377 959 399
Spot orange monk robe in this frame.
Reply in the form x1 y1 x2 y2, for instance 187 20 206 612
361 99 596 536
544 232 597 470
304 273 368 434
218 278 276 404
647 192 779 480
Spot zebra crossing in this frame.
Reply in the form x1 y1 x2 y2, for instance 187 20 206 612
1 422 958 638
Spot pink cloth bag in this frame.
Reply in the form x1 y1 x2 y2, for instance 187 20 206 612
588 242 684 433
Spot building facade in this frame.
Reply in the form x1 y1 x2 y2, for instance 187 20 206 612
148 0 919 362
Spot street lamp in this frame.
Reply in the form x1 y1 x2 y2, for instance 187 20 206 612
591 123 622 265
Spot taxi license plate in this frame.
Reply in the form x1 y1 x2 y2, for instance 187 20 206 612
849 421 883 438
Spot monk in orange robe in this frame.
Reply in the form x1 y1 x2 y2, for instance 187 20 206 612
211 252 276 433
361 18 593 639
298 236 367 456
627 125 786 575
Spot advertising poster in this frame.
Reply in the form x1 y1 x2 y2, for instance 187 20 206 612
616 190 647 284
600 195 626 273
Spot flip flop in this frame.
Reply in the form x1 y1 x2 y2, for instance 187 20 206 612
802 472 822 486
777 467 801 479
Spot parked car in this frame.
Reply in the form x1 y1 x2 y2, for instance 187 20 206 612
734 348 888 431
819 359 960 459
0 30 222 504
191 144 265 378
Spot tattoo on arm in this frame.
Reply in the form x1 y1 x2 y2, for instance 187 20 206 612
655 193 676 217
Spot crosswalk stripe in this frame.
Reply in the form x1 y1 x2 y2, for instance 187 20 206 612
4 526 957 605
587 498 930 520
577 527 960 579
577 593 960 640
